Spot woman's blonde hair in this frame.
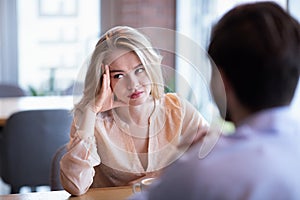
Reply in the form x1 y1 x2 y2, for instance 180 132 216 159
74 26 164 112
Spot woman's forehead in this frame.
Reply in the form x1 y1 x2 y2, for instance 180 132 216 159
107 49 134 63
109 51 142 71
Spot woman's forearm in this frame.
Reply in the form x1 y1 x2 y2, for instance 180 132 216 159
60 107 101 196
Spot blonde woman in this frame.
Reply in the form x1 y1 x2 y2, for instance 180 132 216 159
60 26 209 196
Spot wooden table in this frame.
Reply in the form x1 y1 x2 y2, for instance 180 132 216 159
0 186 133 200
0 96 74 126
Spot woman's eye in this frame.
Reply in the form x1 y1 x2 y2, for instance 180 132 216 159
113 74 124 79
135 67 145 74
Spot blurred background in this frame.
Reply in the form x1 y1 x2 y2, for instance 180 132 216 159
1 0 298 120
1 0 297 96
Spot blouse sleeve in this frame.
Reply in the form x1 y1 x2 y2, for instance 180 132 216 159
178 95 210 148
60 107 101 196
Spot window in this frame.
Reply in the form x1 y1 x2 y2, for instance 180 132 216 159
17 0 100 95
175 0 288 122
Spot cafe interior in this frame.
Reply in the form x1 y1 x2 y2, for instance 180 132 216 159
0 0 300 199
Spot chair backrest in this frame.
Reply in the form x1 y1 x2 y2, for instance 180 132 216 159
0 109 72 193
0 84 26 97
50 144 67 191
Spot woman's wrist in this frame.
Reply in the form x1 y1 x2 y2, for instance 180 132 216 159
87 102 102 113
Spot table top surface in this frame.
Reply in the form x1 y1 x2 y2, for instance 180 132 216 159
0 186 133 200
0 96 75 126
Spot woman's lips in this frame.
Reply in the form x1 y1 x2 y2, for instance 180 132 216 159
129 91 143 99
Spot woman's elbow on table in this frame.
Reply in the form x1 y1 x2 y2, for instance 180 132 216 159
60 170 92 196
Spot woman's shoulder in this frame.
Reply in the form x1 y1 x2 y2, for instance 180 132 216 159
163 93 182 108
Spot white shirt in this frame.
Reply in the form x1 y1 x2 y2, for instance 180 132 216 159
128 106 300 200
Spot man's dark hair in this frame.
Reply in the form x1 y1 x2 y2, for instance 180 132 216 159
208 1 300 112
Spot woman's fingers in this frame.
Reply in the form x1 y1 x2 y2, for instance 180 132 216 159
100 65 111 94
104 65 110 88
94 64 129 112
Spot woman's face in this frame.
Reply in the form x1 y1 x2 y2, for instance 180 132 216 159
108 50 152 106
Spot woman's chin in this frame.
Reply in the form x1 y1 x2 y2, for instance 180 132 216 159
128 96 150 106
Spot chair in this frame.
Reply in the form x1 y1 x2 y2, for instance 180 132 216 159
0 109 72 193
0 84 26 97
50 144 67 191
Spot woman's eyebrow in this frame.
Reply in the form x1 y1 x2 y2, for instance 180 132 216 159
109 69 124 73
109 64 143 73
134 64 143 68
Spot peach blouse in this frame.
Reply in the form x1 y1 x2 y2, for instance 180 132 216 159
60 93 209 195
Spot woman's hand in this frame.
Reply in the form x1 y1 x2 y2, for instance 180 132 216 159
90 65 127 113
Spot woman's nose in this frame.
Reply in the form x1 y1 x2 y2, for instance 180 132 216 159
126 75 139 90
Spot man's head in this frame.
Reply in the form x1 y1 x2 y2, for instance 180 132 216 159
209 1 300 118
